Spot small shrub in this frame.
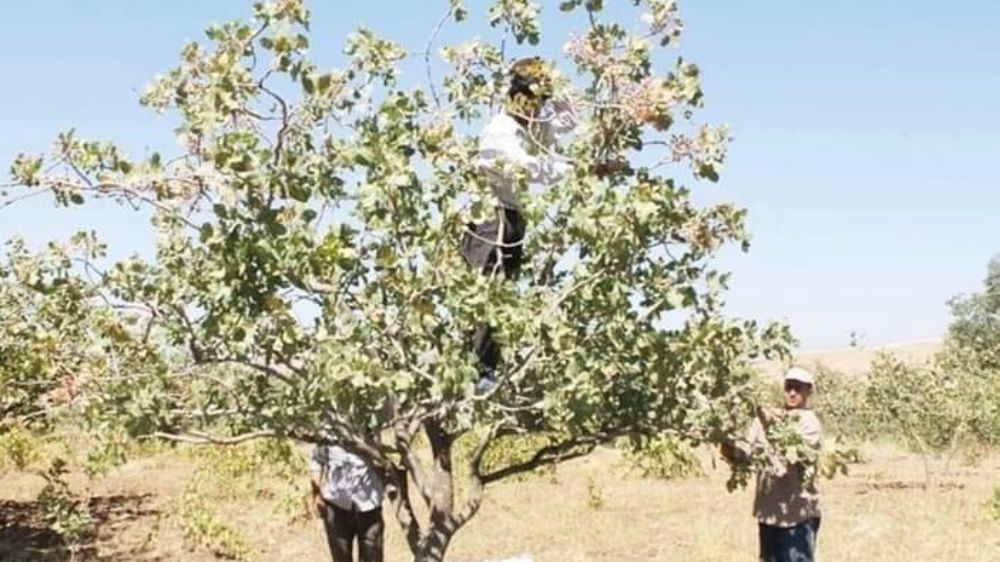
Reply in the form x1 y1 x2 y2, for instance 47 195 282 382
811 365 872 440
987 486 1000 521
203 439 303 479
277 485 314 526
959 438 989 468
38 458 94 555
178 490 256 561
585 477 605 510
173 440 307 559
187 439 306 499
866 353 982 484
0 424 44 471
459 433 560 481
84 434 128 477
139 511 165 555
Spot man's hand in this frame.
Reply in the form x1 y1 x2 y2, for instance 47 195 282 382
719 440 738 463
310 478 325 518
312 490 325 518
384 481 399 502
757 406 784 429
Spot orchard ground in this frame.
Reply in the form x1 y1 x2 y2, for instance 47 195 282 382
2 341 998 562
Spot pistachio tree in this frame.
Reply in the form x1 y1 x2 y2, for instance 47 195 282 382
3 1 791 559
942 254 1000 445
0 234 165 431
947 254 1000 371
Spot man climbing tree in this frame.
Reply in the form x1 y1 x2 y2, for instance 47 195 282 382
461 56 576 392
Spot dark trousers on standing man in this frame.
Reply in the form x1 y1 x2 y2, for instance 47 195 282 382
320 501 384 562
459 207 526 385
758 518 820 562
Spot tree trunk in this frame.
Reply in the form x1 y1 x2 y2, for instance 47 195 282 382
412 511 455 562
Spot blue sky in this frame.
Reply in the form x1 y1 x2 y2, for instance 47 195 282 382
1 1 998 349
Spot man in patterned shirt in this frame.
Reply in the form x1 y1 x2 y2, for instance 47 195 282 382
310 439 385 562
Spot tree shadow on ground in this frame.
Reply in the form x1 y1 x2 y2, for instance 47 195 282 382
0 494 159 561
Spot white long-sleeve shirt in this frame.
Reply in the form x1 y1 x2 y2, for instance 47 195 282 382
476 102 576 210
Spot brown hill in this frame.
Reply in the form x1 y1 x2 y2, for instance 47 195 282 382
757 338 942 379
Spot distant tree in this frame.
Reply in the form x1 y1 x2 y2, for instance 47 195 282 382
947 254 1000 371
941 254 1000 445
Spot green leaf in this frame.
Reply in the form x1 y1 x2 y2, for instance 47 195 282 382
697 163 719 182
288 183 311 202
199 223 215 242
317 73 332 93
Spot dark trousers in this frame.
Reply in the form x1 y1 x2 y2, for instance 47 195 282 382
759 518 820 562
320 502 384 562
460 207 526 380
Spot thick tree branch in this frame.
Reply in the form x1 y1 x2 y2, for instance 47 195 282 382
394 420 436 512
481 436 607 484
385 465 422 553
453 423 503 528
424 419 454 513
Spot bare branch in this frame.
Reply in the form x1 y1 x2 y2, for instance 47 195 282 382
424 6 456 108
152 429 277 445
0 190 49 213
638 296 667 324
169 368 246 413
259 78 291 166
212 356 297 386
40 178 201 230
291 276 336 294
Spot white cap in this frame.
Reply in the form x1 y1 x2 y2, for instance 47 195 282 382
784 367 815 386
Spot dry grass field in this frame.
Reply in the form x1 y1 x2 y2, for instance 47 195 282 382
1 441 997 562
